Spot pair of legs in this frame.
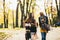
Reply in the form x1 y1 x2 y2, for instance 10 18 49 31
31 32 38 40
25 31 31 40
41 32 46 40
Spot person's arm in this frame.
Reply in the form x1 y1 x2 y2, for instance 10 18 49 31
23 21 25 28
46 16 48 24
34 20 38 27
24 19 28 28
38 17 41 27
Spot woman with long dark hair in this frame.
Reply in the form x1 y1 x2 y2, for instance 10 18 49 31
25 13 38 40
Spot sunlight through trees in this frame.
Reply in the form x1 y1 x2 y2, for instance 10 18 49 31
0 0 59 28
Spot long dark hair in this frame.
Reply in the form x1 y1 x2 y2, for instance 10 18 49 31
29 13 32 18
25 13 33 23
29 13 35 23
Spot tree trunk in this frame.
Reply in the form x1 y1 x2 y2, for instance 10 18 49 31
58 0 60 18
3 0 8 28
16 2 19 27
6 14 8 28
19 0 25 28
12 11 14 28
26 0 32 16
26 0 29 17
55 0 60 18
55 0 58 16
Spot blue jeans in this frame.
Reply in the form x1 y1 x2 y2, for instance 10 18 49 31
41 32 46 40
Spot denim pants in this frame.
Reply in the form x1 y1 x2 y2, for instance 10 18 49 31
41 32 46 40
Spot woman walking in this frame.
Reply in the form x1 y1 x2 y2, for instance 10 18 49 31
38 12 48 40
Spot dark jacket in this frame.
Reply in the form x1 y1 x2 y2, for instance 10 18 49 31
39 16 48 27
39 16 48 32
